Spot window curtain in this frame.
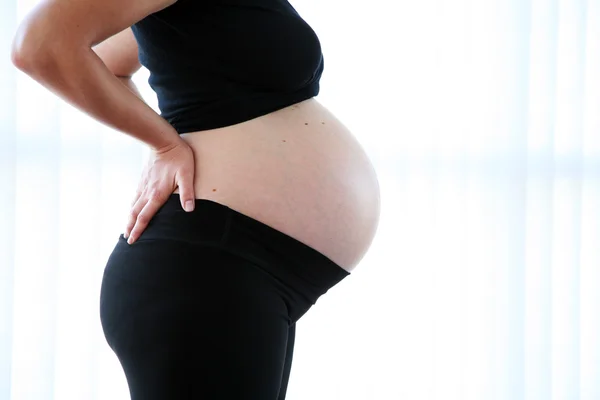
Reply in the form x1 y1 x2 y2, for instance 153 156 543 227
1 0 599 399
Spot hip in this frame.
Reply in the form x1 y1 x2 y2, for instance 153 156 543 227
172 98 381 272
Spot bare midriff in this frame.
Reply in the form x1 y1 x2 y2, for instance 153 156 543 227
172 98 380 272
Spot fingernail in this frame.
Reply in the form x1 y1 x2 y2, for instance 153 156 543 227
184 200 194 212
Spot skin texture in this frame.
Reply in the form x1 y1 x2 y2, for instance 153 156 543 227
11 0 176 150
12 1 381 271
92 28 141 78
171 99 382 271
11 2 198 244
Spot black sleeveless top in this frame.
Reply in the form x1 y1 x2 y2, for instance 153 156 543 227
131 0 324 134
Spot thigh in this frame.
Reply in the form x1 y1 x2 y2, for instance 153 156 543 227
100 239 295 399
278 322 296 400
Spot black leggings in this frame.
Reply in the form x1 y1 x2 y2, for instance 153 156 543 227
99 194 350 399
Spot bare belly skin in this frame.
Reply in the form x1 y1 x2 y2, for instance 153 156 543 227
172 98 380 272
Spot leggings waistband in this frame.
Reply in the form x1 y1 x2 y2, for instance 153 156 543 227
135 194 350 301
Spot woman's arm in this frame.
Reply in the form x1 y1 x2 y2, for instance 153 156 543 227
92 27 142 78
92 27 145 101
11 0 179 151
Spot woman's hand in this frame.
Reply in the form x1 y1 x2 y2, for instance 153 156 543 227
123 139 196 244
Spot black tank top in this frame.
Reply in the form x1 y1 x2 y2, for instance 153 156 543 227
131 0 324 134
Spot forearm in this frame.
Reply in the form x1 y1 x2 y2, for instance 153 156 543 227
14 46 178 151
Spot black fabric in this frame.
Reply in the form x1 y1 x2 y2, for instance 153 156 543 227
130 0 324 134
99 195 349 399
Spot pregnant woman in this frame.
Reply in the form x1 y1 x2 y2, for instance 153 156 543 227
12 0 380 398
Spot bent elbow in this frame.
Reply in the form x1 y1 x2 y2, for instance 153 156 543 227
11 26 31 71
11 44 55 76
11 45 34 72
10 13 66 74
11 27 47 73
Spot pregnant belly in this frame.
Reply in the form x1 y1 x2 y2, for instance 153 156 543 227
173 98 381 272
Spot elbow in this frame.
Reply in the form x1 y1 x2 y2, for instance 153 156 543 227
11 34 57 74
11 28 31 71
11 2 84 73
11 17 35 70
11 28 47 73
11 46 35 73
11 48 58 79
11 15 70 74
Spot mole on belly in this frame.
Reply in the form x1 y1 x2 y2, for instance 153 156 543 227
212 188 217 192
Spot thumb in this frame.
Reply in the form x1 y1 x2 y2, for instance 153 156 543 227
178 173 195 213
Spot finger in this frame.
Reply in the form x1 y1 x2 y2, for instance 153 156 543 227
124 193 146 239
127 190 166 244
177 168 196 212
130 167 149 208
124 177 146 237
